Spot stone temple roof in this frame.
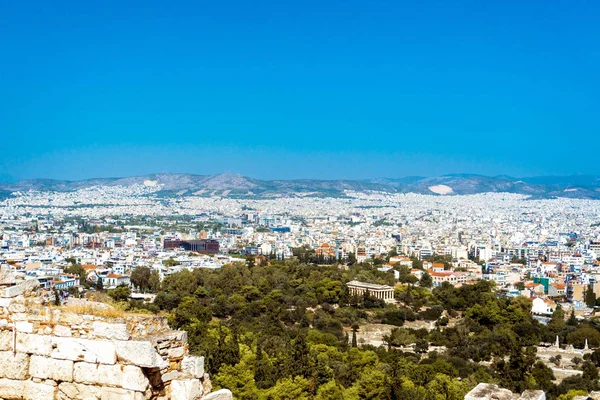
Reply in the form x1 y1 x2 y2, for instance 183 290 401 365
346 280 394 291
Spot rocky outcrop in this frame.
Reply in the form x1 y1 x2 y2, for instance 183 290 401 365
0 274 232 400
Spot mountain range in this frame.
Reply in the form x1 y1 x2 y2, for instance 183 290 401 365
2 173 600 199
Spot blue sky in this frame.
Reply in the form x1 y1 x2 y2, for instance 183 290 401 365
1 0 599 181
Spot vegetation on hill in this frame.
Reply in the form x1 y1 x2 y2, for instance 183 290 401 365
117 260 600 399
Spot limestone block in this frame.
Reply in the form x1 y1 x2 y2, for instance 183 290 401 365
202 373 212 395
52 337 116 364
29 355 73 382
92 321 130 340
161 369 186 383
1 285 24 298
171 379 203 400
0 351 29 379
169 346 185 360
101 387 146 400
15 321 33 333
0 297 12 308
54 325 73 337
16 333 52 356
24 380 56 400
0 377 25 399
0 266 16 285
0 330 12 351
74 362 122 386
202 389 234 400
8 302 26 313
57 382 103 400
122 365 150 392
115 340 168 368
20 279 40 297
181 356 204 379
73 362 149 391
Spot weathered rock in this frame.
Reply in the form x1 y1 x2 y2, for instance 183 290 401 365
0 377 25 399
0 351 29 379
171 379 203 400
54 325 73 337
202 373 212 395
73 362 149 392
115 340 168 369
0 266 17 285
168 346 185 359
74 362 121 386
122 365 150 392
92 322 130 340
16 333 52 356
15 321 33 333
202 389 233 400
52 336 116 364
1 285 24 298
101 387 146 400
57 382 103 400
29 355 73 382
181 356 205 379
0 330 12 351
8 302 26 313
20 279 40 297
24 380 57 400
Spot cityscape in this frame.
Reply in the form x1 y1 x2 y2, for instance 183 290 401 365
2 0 600 399
2 175 600 399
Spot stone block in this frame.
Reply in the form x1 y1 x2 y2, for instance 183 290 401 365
0 330 12 351
54 325 73 337
181 355 204 378
168 346 185 360
92 321 130 340
15 321 33 333
170 379 203 400
0 266 16 285
52 337 116 364
24 380 56 400
202 389 234 400
0 351 29 379
8 302 26 313
0 297 12 308
74 362 122 387
73 362 148 391
29 355 73 382
57 382 103 400
122 365 149 392
101 387 146 400
115 340 168 368
0 377 25 399
1 285 24 298
16 333 52 356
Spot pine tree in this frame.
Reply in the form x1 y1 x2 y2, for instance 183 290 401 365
585 285 597 308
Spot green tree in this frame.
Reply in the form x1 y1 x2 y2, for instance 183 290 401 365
131 267 151 291
419 272 433 288
108 284 131 302
585 285 597 308
315 380 344 400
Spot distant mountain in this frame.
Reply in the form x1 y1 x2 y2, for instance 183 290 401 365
2 173 600 199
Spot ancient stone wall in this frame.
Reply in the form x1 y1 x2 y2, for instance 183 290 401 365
0 274 232 400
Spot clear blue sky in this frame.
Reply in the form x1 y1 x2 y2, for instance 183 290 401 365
1 0 599 181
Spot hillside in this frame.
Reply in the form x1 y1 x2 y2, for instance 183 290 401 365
2 173 600 199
